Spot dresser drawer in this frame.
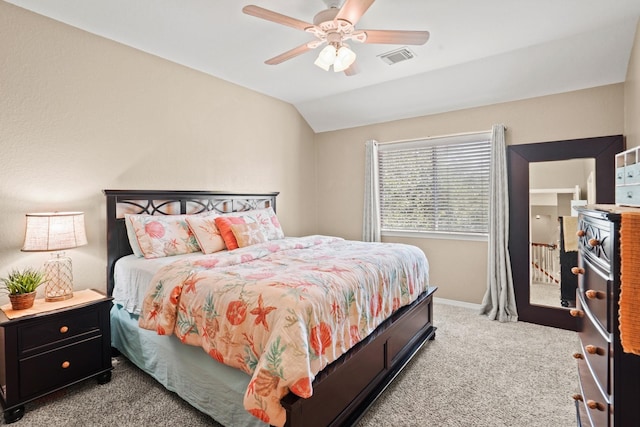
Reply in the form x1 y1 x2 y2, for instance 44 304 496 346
18 308 101 354
577 296 611 396
578 258 611 332
18 336 103 399
578 357 610 427
578 215 613 275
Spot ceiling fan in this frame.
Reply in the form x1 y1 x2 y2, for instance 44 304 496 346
242 0 430 76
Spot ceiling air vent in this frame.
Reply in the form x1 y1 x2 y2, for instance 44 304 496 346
378 47 415 65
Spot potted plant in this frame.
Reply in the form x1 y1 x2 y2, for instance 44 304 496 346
1 267 45 310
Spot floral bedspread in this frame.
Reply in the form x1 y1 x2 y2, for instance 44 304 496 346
138 235 429 427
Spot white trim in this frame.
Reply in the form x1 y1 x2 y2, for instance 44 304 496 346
434 297 482 310
382 230 488 242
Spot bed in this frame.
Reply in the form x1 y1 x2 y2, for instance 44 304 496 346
105 189 437 427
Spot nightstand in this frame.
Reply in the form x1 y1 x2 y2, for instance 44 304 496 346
0 290 113 423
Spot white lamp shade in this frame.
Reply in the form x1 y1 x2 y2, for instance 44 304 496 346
333 46 356 72
314 45 337 71
22 212 88 252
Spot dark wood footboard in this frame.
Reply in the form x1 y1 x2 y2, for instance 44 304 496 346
282 286 437 427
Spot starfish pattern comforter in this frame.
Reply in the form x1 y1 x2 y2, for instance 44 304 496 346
138 235 429 426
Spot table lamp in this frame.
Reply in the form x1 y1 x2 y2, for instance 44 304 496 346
21 212 87 301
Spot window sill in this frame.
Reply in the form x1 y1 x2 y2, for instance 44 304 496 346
381 230 488 242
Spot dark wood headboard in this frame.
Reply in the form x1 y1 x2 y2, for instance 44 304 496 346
103 190 279 296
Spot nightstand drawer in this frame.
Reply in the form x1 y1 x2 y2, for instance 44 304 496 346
19 309 101 354
19 336 103 399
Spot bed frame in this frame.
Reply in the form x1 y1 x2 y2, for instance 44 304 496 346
104 189 437 427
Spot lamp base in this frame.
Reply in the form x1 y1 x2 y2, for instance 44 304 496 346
43 253 74 302
45 293 74 302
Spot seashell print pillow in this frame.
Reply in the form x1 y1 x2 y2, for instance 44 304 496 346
230 222 268 248
127 214 201 259
228 207 284 241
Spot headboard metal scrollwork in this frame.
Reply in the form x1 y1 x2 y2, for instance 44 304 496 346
103 190 279 296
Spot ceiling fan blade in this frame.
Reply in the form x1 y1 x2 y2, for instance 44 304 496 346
360 29 430 45
343 60 360 76
335 0 375 26
265 43 314 65
242 5 313 31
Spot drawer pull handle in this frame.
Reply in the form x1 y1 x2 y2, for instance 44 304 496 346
569 309 584 318
571 267 584 275
585 290 605 300
576 230 586 237
588 238 600 247
572 353 584 360
59 326 69 334
586 400 606 411
61 361 70 369
572 394 583 402
585 345 605 356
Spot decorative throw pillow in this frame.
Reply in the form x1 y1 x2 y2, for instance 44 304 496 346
231 222 268 248
232 207 284 240
214 216 251 250
185 214 226 254
127 214 200 259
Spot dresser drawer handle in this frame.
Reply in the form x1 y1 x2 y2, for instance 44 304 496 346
572 394 583 402
576 230 586 237
587 400 606 411
572 352 584 360
569 309 584 318
61 361 70 369
585 290 605 300
59 326 69 334
571 267 584 275
588 238 600 247
585 345 605 356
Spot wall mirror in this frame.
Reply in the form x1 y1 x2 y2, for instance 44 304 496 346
508 135 623 330
529 158 594 308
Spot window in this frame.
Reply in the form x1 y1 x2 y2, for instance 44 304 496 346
377 132 491 236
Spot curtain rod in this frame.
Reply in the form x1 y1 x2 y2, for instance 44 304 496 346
373 125 507 146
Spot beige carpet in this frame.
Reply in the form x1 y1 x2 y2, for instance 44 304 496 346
357 301 578 427
8 301 579 426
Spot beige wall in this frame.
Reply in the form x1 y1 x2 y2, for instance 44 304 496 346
625 19 640 149
0 2 317 302
315 85 624 303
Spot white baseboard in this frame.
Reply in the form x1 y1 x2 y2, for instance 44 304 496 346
433 297 481 310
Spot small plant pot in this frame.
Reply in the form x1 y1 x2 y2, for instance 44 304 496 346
9 291 37 310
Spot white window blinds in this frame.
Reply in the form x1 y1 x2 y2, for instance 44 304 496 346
378 132 491 235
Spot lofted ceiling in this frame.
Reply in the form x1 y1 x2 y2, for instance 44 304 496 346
6 0 640 132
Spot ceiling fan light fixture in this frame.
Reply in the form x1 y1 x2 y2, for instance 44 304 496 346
314 45 337 71
333 45 356 72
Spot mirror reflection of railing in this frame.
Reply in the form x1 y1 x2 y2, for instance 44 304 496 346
531 242 559 285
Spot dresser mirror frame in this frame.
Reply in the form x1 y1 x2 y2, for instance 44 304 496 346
508 135 623 330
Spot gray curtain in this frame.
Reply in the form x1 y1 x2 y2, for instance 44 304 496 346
480 124 518 322
363 140 381 242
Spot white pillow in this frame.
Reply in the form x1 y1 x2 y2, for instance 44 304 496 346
124 214 144 257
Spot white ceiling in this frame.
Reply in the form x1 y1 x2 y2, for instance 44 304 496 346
6 0 640 132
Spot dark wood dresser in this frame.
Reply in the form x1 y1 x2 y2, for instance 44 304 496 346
571 206 640 426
